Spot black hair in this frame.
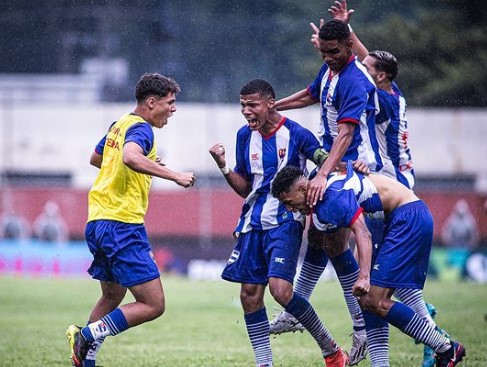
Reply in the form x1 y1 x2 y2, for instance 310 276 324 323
271 166 304 198
369 50 398 81
319 19 350 42
135 73 181 103
240 78 275 99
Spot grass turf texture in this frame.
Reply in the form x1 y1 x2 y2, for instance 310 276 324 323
0 276 485 366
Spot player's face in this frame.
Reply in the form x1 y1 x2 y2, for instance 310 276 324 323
319 38 352 73
149 92 177 129
279 185 310 215
240 93 273 131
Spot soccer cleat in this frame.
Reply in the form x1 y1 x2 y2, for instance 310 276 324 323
434 341 466 367
324 347 348 367
66 325 92 367
348 331 368 366
269 309 305 335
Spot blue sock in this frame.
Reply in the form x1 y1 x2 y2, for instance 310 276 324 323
385 302 450 352
244 308 272 366
294 245 328 300
329 249 365 331
364 310 389 366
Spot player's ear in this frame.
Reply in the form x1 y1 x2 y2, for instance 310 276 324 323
268 98 275 108
146 96 158 109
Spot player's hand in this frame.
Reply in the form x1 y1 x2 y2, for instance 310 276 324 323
352 275 370 298
310 19 324 50
328 0 354 24
176 172 196 188
307 175 327 208
209 143 227 169
353 160 369 175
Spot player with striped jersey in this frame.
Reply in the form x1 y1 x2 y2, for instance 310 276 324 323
209 78 349 367
270 19 378 364
272 164 466 367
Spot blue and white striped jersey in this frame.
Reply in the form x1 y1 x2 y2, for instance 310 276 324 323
307 56 382 172
234 117 321 233
375 82 415 189
312 162 384 233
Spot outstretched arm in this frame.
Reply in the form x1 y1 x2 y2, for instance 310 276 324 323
274 89 316 111
124 142 195 188
328 0 369 61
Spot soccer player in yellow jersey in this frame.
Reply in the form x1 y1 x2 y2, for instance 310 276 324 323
66 73 195 367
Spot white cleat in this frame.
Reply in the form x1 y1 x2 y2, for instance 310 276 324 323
269 309 305 335
348 331 368 366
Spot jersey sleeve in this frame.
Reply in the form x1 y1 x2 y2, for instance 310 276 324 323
94 121 116 155
295 124 323 161
234 127 252 181
375 90 391 124
336 73 369 125
307 63 328 101
125 123 154 156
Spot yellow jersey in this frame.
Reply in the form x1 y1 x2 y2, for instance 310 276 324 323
88 113 156 224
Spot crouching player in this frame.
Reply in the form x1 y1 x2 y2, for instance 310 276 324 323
271 163 466 367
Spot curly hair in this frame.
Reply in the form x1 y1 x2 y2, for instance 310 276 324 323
271 166 304 198
135 73 181 103
319 19 350 42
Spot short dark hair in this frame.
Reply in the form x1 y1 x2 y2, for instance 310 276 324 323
240 79 275 99
271 166 304 198
319 19 350 42
369 50 398 81
135 73 181 103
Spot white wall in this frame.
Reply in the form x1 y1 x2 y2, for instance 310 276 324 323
0 101 486 191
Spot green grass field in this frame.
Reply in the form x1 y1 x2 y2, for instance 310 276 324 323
0 276 485 366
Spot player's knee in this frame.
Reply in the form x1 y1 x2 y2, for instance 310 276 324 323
240 288 263 312
148 295 166 320
269 286 293 307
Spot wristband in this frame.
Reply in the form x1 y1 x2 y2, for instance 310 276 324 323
220 165 230 175
348 24 354 33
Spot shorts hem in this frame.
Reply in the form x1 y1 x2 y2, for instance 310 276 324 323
371 280 423 289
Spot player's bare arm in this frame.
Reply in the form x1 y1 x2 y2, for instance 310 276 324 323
350 213 371 297
90 150 103 169
274 89 316 111
209 143 251 198
123 141 195 187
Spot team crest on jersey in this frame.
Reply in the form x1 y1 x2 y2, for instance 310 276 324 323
278 148 286 159
228 250 240 264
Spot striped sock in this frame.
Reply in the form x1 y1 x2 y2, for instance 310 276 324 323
294 245 328 300
244 308 273 367
384 302 450 353
285 293 336 356
329 249 365 331
364 310 389 367
81 308 129 343
394 288 436 328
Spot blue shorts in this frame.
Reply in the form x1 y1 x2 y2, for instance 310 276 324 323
371 200 433 289
85 220 160 288
221 221 303 285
